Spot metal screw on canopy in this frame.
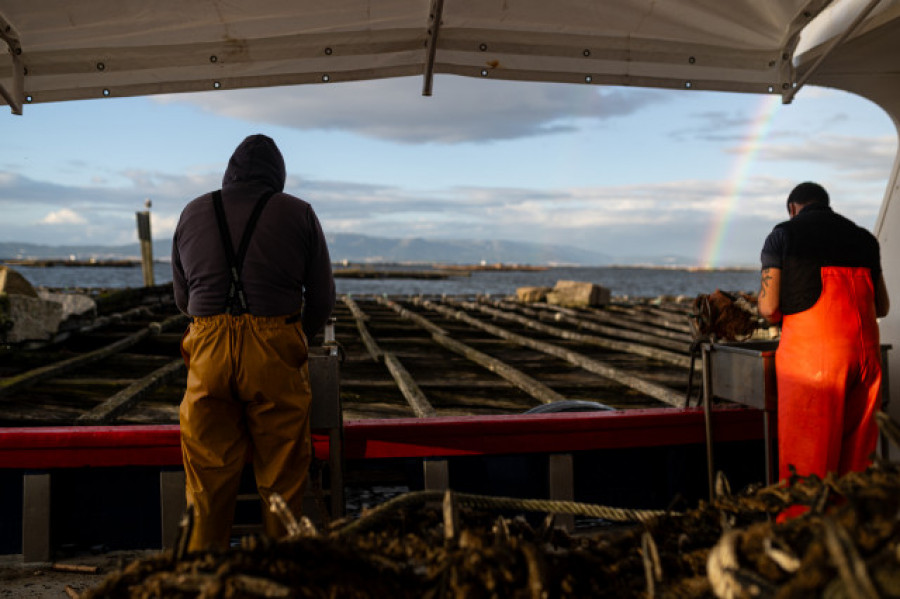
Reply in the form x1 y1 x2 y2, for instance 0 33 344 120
322 74 330 82
213 81 221 89
480 69 488 77
685 81 692 88
102 89 110 96
583 49 590 57
325 47 333 55
479 43 487 51
96 62 105 71
210 55 218 63
585 75 592 83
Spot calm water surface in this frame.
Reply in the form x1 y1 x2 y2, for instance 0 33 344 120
10 263 760 299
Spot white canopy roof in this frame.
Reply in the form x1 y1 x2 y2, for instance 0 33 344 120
2 0 899 114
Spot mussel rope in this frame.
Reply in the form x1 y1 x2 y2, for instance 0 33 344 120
331 490 676 537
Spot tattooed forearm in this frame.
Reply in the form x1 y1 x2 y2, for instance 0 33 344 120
760 268 774 298
758 267 781 323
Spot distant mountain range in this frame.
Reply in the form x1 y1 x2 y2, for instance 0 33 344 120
323 234 616 265
0 234 699 267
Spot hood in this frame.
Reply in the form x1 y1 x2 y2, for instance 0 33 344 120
222 134 286 191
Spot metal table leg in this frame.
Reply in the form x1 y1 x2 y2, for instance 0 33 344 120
701 345 714 501
763 411 775 485
881 345 891 460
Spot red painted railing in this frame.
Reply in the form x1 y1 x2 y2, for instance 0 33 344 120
0 406 766 469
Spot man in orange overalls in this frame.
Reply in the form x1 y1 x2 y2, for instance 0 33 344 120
172 134 335 551
758 182 889 486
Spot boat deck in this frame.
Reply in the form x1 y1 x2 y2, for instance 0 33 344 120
0 285 773 559
0 285 702 425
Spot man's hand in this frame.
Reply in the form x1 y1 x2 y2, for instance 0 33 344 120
758 267 782 324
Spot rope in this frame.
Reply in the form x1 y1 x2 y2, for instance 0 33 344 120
332 490 675 537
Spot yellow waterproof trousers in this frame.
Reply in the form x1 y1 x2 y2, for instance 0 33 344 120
179 313 312 552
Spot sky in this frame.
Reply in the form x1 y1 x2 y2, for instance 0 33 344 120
1 74 896 267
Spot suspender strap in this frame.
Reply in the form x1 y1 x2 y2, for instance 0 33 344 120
210 191 239 313
211 189 278 314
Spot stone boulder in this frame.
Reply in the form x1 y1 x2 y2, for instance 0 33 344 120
0 266 39 297
545 280 611 308
38 290 97 320
0 266 64 344
516 286 552 303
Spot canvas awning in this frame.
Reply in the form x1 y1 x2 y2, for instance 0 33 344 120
2 0 899 115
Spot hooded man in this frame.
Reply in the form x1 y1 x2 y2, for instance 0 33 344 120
758 182 889 489
172 134 335 551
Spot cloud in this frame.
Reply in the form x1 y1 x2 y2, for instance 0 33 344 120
299 175 798 265
0 155 884 266
158 77 669 144
39 208 87 225
0 172 69 205
669 109 761 143
0 168 207 246
756 134 896 179
0 118 890 266
0 170 865 265
150 213 180 239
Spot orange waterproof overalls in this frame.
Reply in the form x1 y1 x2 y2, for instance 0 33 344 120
179 189 313 552
776 266 881 482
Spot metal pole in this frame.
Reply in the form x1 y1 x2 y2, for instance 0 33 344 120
701 344 715 501
783 0 883 104
881 344 892 460
763 411 773 485
421 0 445 96
136 199 154 287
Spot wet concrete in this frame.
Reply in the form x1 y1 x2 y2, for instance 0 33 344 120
0 550 156 598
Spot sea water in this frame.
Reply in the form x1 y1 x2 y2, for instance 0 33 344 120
9 262 761 299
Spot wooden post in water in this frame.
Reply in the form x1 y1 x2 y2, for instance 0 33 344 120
136 198 154 287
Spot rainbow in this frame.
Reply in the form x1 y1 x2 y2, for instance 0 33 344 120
699 94 780 268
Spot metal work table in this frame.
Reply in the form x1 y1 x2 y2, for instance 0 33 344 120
701 340 891 500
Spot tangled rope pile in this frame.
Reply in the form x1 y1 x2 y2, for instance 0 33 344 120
332 490 670 537
706 460 900 599
82 415 900 599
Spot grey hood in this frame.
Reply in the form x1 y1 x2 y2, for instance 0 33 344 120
222 134 286 191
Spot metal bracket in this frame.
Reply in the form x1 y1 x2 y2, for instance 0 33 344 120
421 0 445 96
774 0 831 104
0 12 24 115
783 0 883 104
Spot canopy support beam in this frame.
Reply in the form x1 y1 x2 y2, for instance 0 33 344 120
784 0 883 104
421 0 445 97
0 13 24 115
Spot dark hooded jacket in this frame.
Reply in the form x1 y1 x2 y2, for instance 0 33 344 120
172 135 335 338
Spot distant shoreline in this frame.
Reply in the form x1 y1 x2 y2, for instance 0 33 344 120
2 261 761 297
604 264 758 272
2 258 141 268
2 258 758 272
